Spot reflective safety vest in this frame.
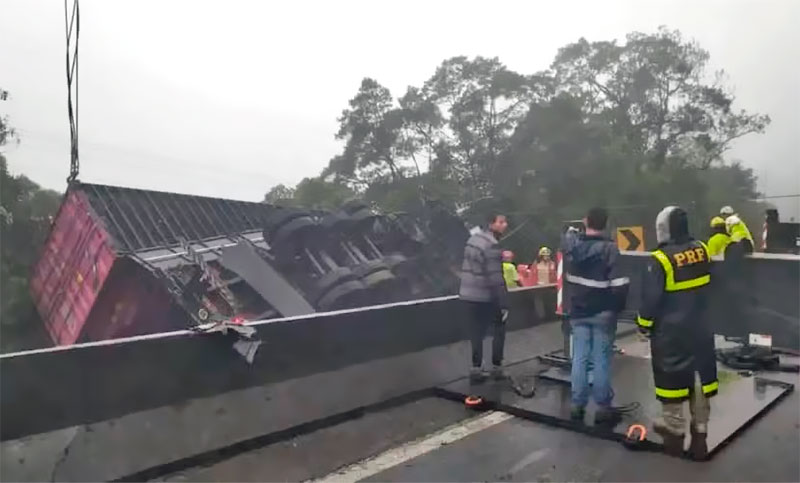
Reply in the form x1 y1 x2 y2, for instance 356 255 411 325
727 218 755 246
707 232 731 257
502 262 519 288
637 240 718 402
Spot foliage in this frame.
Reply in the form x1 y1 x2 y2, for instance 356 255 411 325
1 88 18 147
551 27 770 168
263 183 295 204
275 28 770 256
1 155 62 352
1 89 61 351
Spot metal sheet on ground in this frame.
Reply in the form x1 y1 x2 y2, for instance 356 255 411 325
367 378 800 482
437 355 793 456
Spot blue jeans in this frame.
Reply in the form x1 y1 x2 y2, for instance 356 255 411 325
570 311 616 408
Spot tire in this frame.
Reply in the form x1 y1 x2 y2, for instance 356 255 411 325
264 209 311 241
316 280 367 311
312 267 357 302
351 260 389 279
271 216 317 248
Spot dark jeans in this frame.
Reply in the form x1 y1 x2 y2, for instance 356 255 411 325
465 301 505 367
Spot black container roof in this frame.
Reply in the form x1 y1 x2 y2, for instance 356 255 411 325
76 182 276 253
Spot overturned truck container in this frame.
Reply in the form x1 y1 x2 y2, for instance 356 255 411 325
29 183 468 346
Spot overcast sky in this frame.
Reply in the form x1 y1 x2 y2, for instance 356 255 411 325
1 0 798 216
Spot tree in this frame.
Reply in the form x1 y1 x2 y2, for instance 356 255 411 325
263 183 296 204
292 177 355 211
395 86 445 178
324 78 411 187
1 91 61 351
1 87 18 146
551 27 769 168
421 56 549 198
1 156 62 352
269 28 770 246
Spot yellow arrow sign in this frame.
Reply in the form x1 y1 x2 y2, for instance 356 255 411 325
617 226 644 251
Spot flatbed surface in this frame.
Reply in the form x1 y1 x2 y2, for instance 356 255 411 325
164 324 799 482
369 380 799 483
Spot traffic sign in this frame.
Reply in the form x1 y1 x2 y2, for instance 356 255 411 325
617 226 644 251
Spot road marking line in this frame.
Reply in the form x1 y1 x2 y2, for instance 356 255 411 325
508 447 550 475
310 411 514 483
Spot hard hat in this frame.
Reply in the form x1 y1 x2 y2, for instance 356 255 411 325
710 216 726 228
725 214 741 228
539 246 552 257
720 206 735 216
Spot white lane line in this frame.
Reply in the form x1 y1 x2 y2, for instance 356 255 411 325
310 411 514 483
508 447 550 475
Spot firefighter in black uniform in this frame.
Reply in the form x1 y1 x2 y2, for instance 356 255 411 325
637 206 717 460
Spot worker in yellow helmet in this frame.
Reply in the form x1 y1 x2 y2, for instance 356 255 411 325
707 217 731 257
725 214 754 255
535 246 557 284
501 250 520 288
720 206 754 250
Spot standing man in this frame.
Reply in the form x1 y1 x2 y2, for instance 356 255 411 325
460 213 510 382
561 208 629 424
637 206 717 460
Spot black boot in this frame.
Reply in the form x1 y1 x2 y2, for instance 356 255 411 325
654 423 685 457
689 426 708 461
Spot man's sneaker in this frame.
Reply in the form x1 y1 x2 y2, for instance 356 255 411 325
570 406 586 422
594 407 622 427
654 420 685 457
490 365 506 380
688 425 708 461
469 367 488 383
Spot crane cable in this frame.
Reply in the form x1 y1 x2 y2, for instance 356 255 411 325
64 0 80 184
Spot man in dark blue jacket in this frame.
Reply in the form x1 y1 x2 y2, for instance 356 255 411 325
561 207 629 423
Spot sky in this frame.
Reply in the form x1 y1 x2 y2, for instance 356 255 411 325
1 0 798 216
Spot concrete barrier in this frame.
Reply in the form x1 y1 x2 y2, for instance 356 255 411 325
1 286 555 481
618 252 800 349
3 250 796 480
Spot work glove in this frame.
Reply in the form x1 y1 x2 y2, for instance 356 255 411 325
500 309 509 323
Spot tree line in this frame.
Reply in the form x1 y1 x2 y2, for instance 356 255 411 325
0 28 773 351
265 27 769 255
1 123 62 351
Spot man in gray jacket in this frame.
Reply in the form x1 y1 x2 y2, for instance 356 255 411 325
459 213 510 382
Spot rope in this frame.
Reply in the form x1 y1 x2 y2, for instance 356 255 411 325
64 0 80 184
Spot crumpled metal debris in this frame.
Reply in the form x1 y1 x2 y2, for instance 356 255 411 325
232 338 262 364
191 319 261 364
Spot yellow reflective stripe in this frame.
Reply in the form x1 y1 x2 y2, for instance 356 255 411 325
702 381 719 394
671 274 710 291
637 315 653 328
655 387 690 399
651 249 711 292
